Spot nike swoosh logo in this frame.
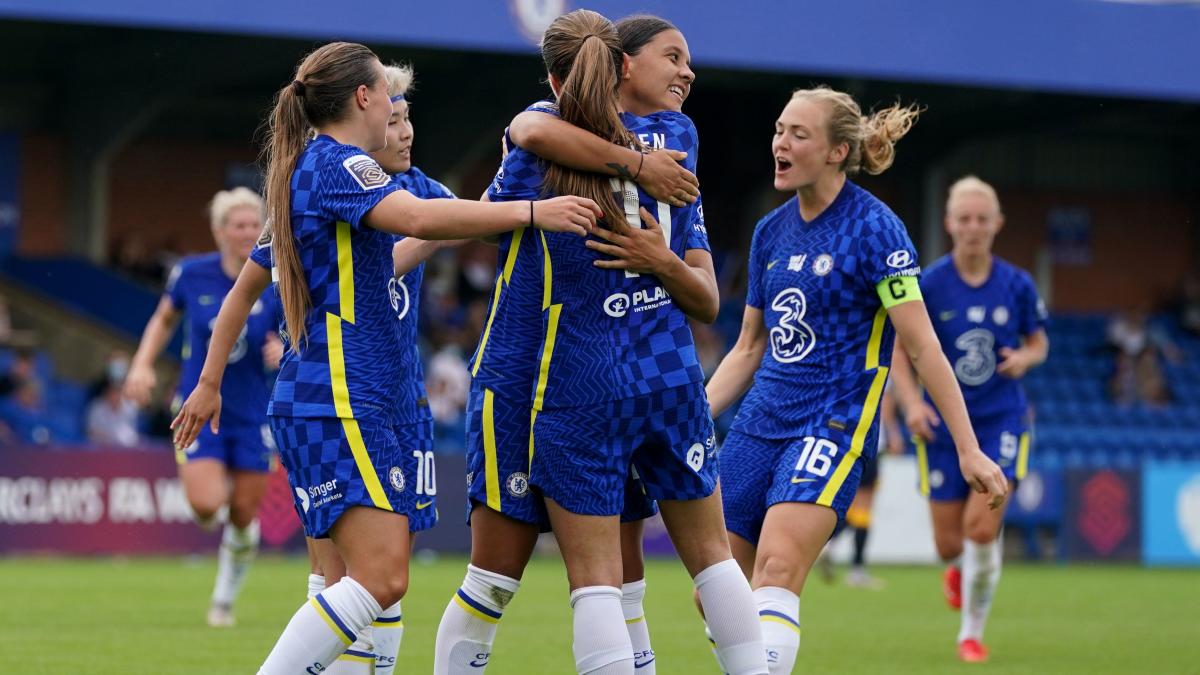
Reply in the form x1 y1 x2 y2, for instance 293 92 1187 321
469 660 489 667
635 658 656 668
767 260 779 269
791 477 817 484
415 501 433 510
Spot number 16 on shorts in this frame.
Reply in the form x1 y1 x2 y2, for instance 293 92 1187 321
792 436 839 481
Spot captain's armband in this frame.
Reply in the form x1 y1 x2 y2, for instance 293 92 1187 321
877 275 922 309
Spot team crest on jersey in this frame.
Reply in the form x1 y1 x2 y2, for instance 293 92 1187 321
812 254 834 276
686 443 705 472
342 154 391 190
993 306 1009 326
389 466 406 492
506 472 530 498
930 470 944 489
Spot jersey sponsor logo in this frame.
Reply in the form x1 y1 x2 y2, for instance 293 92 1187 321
602 287 670 318
342 154 391 191
389 276 411 320
506 472 530 498
686 443 705 472
812 254 834 276
993 306 1010 326
954 328 996 386
768 288 817 363
886 250 914 269
295 487 311 513
788 254 807 272
389 466 406 492
967 306 986 323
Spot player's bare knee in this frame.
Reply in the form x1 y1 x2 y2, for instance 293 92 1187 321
228 500 258 528
935 537 964 562
754 550 803 591
188 496 223 522
964 523 999 545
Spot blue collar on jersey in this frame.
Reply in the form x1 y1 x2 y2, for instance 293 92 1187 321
390 94 406 103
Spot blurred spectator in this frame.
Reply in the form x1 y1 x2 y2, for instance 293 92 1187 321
1107 308 1182 407
691 320 725 378
426 334 471 451
0 378 52 445
86 377 140 447
88 349 132 401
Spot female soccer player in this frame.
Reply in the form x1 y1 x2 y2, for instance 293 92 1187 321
170 41 599 674
124 186 282 628
454 11 765 675
434 15 711 674
890 176 1048 663
285 62 459 675
704 87 1008 674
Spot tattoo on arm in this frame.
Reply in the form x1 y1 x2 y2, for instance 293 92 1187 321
606 162 634 180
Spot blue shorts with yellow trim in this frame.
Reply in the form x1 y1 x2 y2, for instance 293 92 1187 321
720 422 877 546
394 420 438 533
270 415 414 538
530 382 716 517
465 381 550 530
177 422 274 473
916 413 1030 502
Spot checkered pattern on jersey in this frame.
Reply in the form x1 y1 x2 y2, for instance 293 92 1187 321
389 166 455 425
268 136 406 425
464 380 550 529
732 181 919 440
165 253 277 428
271 415 412 538
920 255 1047 421
535 111 706 409
530 382 716 516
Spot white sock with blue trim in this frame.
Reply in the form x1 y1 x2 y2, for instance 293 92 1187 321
434 564 519 674
372 601 404 674
695 560 768 675
958 538 1002 643
754 586 800 674
621 579 655 672
307 573 326 599
704 623 728 674
571 586 634 674
257 576 381 675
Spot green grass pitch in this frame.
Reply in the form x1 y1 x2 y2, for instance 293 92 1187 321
3 555 1197 673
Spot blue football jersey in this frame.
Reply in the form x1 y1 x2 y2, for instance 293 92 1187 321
920 255 1047 421
732 181 920 440
533 108 707 409
389 166 456 425
267 134 408 424
166 253 278 428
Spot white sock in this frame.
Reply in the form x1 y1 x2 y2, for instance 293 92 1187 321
704 623 728 674
958 538 1002 643
434 564 519 674
754 586 800 674
373 601 404 674
211 520 260 608
257 576 382 675
307 573 327 599
621 579 654 672
571 586 634 674
695 560 768 675
324 627 375 675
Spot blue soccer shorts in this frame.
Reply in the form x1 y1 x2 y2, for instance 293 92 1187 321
270 415 415 538
529 382 717 517
720 420 878 546
916 412 1030 502
176 422 274 473
394 419 438 533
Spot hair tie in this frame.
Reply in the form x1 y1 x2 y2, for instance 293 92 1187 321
291 80 306 96
389 93 406 103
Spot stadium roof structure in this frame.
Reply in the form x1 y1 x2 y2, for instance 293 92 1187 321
0 0 1198 103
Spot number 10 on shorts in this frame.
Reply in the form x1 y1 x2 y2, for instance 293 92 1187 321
794 436 839 478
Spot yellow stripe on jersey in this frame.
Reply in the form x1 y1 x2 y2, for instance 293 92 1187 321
818 308 889 506
876 274 922 310
335 221 356 324
915 438 930 497
539 231 552 311
1016 431 1031 480
327 313 353 418
482 388 502 512
471 228 525 377
527 408 538 464
532 231 561 413
341 417 393 511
